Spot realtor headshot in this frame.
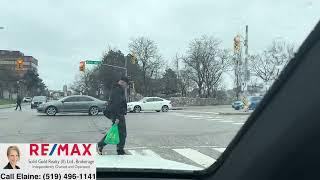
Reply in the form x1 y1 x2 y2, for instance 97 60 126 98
4 145 21 169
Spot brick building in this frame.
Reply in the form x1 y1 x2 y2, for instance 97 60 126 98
0 50 38 74
0 50 39 99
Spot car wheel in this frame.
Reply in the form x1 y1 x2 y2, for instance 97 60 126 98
46 106 57 116
162 105 169 112
89 106 99 116
156 110 161 112
133 106 141 113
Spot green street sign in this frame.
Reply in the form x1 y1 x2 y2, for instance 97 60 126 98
86 60 101 65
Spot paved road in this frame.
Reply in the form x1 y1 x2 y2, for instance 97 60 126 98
0 105 249 169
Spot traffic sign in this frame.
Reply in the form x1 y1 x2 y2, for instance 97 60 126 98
86 60 101 65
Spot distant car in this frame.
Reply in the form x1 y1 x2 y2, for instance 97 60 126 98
23 97 32 102
31 96 47 109
247 96 263 110
232 101 244 110
36 95 107 116
127 97 172 113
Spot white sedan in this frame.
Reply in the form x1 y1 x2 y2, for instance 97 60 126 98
127 97 172 113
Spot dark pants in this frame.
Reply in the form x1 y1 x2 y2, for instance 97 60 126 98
98 114 127 151
15 103 21 110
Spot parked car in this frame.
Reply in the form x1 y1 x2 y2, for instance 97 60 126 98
247 96 263 110
127 97 172 113
36 95 106 116
232 101 244 110
31 96 47 109
23 97 32 103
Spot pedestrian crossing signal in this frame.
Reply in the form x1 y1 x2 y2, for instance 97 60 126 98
80 61 85 72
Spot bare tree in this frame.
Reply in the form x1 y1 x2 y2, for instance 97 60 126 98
249 40 295 90
183 35 230 97
204 48 231 97
179 68 194 97
70 70 94 95
128 37 163 95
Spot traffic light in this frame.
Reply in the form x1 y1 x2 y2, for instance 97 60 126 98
130 53 137 64
79 61 85 72
234 35 241 53
16 58 24 71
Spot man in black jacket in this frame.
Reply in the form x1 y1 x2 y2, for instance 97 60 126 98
15 95 22 111
97 77 129 155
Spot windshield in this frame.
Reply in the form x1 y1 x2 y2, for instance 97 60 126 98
0 0 318 174
139 98 148 102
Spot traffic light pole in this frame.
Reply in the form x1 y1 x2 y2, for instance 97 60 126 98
244 25 249 82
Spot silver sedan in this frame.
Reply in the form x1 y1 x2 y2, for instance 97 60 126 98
37 95 107 116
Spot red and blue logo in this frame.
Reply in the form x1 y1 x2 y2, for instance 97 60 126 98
29 144 92 156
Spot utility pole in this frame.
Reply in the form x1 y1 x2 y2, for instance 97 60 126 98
241 25 250 97
234 34 242 100
124 57 128 102
244 25 249 82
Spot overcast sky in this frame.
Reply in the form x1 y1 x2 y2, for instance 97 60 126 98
0 0 319 90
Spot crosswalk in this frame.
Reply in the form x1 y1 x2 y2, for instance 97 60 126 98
172 112 247 125
101 146 227 168
173 148 216 167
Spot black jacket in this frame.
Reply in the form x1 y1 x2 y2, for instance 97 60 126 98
16 96 22 104
4 162 20 169
109 83 127 115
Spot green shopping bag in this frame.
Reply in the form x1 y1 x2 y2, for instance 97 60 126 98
104 124 120 144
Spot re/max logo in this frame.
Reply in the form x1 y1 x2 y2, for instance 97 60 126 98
29 144 92 156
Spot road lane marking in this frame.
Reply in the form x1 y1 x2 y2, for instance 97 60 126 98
179 110 220 115
218 120 234 123
172 114 205 118
186 115 205 118
192 117 207 120
232 122 245 125
207 119 223 121
206 117 224 121
142 149 161 158
125 147 148 150
213 148 226 153
173 148 216 167
128 150 139 155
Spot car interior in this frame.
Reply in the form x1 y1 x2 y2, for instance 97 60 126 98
96 21 320 180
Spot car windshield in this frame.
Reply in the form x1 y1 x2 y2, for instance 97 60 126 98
0 0 318 174
139 98 148 102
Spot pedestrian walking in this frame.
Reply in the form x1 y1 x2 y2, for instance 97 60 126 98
97 76 129 155
15 95 22 111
